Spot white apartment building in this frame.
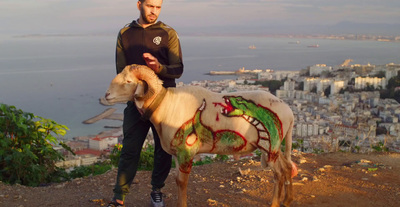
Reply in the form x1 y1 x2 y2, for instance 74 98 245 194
331 80 345 95
309 64 332 76
269 71 299 81
284 79 296 91
295 122 320 137
304 77 319 91
375 63 400 80
317 79 331 93
276 79 297 99
386 63 400 80
355 76 386 90
89 136 118 151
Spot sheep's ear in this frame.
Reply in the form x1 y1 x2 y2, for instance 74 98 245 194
134 80 147 108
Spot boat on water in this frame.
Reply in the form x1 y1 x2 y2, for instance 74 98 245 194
288 41 300 44
248 45 256 49
307 44 319 48
209 70 236 75
209 67 264 75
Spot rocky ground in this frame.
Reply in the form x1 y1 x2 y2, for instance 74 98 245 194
1 152 399 207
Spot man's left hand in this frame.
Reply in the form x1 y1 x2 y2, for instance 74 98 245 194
143 53 161 73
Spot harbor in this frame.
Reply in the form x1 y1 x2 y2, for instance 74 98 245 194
208 67 269 75
82 108 122 124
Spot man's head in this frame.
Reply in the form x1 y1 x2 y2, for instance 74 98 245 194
137 0 163 26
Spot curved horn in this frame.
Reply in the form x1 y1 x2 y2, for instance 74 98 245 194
130 65 163 102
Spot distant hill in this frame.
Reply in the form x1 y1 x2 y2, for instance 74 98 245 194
10 22 399 38
176 21 400 36
323 21 400 36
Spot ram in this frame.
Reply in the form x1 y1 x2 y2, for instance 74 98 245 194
104 64 297 207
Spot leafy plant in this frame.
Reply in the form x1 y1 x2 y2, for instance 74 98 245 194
69 162 112 178
215 154 229 161
353 145 361 153
312 148 324 154
371 141 389 152
193 156 214 166
109 143 173 171
293 139 304 152
138 144 155 170
254 149 262 157
0 103 72 186
109 143 123 167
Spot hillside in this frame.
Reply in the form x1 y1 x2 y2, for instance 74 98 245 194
1 152 399 207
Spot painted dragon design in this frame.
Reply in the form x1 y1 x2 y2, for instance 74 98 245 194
171 100 246 173
214 96 284 162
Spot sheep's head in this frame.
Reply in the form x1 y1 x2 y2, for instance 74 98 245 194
104 65 140 105
103 64 162 107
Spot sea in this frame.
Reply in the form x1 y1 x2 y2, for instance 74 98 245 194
1 34 399 139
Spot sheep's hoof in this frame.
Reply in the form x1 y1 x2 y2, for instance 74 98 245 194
282 199 293 207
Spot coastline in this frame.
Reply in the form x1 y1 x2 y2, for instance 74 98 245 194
79 106 124 138
9 32 400 43
3 35 399 146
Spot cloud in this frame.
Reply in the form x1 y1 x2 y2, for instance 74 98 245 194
162 0 400 27
1 0 399 35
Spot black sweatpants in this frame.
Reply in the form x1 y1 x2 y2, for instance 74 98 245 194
113 101 172 201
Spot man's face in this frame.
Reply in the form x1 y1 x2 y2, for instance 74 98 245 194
138 0 163 24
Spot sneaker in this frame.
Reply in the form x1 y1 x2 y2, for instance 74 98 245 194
150 189 165 207
107 199 125 207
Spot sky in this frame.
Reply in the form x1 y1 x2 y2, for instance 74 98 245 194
1 0 400 36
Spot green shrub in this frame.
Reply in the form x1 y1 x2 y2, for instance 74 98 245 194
193 156 213 166
138 144 155 170
0 103 72 186
108 143 163 170
109 143 123 167
215 154 229 161
69 162 112 179
312 148 324 154
372 141 389 152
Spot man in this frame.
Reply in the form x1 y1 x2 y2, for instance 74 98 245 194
108 0 183 206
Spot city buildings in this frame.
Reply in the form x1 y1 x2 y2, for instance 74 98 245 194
59 61 400 168
192 62 400 153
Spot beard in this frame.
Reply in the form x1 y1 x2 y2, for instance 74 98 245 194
140 7 158 24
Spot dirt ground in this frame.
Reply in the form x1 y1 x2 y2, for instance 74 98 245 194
1 152 399 207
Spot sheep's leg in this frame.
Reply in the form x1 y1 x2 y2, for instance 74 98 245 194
282 159 294 206
176 160 193 207
282 121 295 206
264 153 281 207
176 171 190 207
270 167 283 207
283 176 294 207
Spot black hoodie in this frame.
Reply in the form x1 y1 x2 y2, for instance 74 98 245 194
115 20 184 87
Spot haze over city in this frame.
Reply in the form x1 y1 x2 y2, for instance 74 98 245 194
1 0 400 36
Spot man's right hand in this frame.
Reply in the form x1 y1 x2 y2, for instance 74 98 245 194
143 53 161 73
